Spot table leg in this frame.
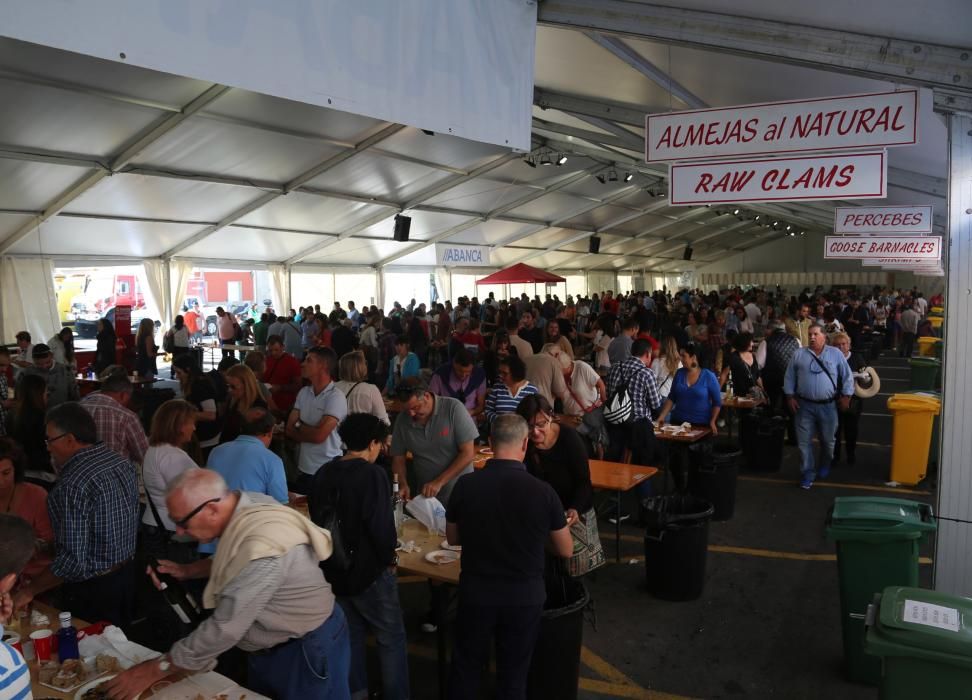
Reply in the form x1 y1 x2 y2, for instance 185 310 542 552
727 406 734 441
435 586 449 700
615 488 622 562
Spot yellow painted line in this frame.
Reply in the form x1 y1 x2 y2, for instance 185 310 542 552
738 474 931 496
581 646 698 700
603 534 933 565
579 678 698 699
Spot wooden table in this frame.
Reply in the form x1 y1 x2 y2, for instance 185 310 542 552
76 374 160 388
721 395 761 440
22 602 264 699
653 425 712 443
589 460 659 562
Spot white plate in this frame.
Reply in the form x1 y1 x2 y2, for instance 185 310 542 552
73 674 141 700
440 540 461 552
478 447 493 455
425 550 460 565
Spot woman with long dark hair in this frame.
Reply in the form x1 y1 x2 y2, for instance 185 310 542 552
47 327 77 373
172 353 221 457
94 317 117 374
135 317 159 379
10 374 50 473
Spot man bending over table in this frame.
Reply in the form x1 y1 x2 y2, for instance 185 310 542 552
105 469 350 700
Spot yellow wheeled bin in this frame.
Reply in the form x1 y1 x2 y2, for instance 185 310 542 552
886 393 941 485
930 306 944 315
917 337 940 357
928 317 943 334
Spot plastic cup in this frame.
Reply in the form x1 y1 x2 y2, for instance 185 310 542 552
29 628 53 662
1 632 22 656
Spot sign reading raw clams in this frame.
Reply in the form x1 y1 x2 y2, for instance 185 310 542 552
434 243 491 267
835 206 933 234
824 235 941 261
670 152 886 205
646 89 918 162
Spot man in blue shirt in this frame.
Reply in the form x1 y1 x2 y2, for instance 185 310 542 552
784 324 855 489
0 514 34 700
207 407 288 502
446 414 572 700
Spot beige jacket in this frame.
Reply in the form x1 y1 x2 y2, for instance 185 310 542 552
203 502 333 608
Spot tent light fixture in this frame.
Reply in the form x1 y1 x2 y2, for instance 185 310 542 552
557 153 568 165
595 173 607 184
607 170 619 182
624 172 633 182
539 151 553 166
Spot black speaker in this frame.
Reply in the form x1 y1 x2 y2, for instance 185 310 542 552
393 214 411 242
683 245 693 260
588 236 601 254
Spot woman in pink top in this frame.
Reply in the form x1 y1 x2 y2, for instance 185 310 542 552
0 438 54 581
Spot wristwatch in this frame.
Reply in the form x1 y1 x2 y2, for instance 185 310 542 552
158 656 171 674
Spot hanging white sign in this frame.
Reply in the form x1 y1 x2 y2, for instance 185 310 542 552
861 257 936 267
669 152 886 205
825 235 941 260
835 206 933 234
646 89 918 162
434 243 491 267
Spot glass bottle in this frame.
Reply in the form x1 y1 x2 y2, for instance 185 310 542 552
56 612 79 661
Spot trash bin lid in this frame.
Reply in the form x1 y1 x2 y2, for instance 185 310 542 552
886 393 942 414
909 357 942 367
826 497 936 542
866 586 972 667
918 336 942 343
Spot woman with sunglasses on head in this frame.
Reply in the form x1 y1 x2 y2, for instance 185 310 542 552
516 395 591 529
140 399 200 559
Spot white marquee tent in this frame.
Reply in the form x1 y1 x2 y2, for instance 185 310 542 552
2 0 972 606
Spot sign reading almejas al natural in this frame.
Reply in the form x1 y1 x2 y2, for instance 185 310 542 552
646 89 918 162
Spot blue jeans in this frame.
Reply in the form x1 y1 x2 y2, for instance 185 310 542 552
247 605 351 700
795 400 839 480
338 569 410 700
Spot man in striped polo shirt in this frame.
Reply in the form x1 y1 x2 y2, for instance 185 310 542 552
0 514 35 699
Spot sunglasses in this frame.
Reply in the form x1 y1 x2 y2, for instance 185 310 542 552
172 498 221 528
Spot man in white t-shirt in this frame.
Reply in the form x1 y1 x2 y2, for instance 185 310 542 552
744 299 762 326
286 346 348 494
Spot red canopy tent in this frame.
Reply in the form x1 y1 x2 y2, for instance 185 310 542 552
474 263 566 285
475 263 567 301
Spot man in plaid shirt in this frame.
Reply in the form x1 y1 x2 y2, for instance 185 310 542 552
80 366 148 464
605 338 664 471
13 402 139 628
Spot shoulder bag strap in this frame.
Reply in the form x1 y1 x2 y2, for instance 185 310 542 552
345 381 362 398
807 350 838 395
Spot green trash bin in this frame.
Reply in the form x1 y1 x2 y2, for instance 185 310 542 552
825 497 937 685
909 357 942 390
865 586 972 699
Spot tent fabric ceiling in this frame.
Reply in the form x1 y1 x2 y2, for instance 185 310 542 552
0 6 959 274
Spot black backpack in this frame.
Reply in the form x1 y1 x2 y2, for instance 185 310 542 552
308 478 353 571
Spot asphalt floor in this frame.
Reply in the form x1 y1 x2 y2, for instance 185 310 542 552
395 350 936 700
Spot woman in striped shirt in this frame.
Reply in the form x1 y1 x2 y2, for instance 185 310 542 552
485 355 538 424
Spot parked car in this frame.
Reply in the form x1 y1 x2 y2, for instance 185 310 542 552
74 306 161 339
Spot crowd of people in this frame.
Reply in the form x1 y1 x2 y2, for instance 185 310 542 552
0 282 940 699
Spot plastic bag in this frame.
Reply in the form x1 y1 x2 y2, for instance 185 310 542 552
405 495 447 535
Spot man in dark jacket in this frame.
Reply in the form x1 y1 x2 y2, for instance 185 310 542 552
757 320 801 443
